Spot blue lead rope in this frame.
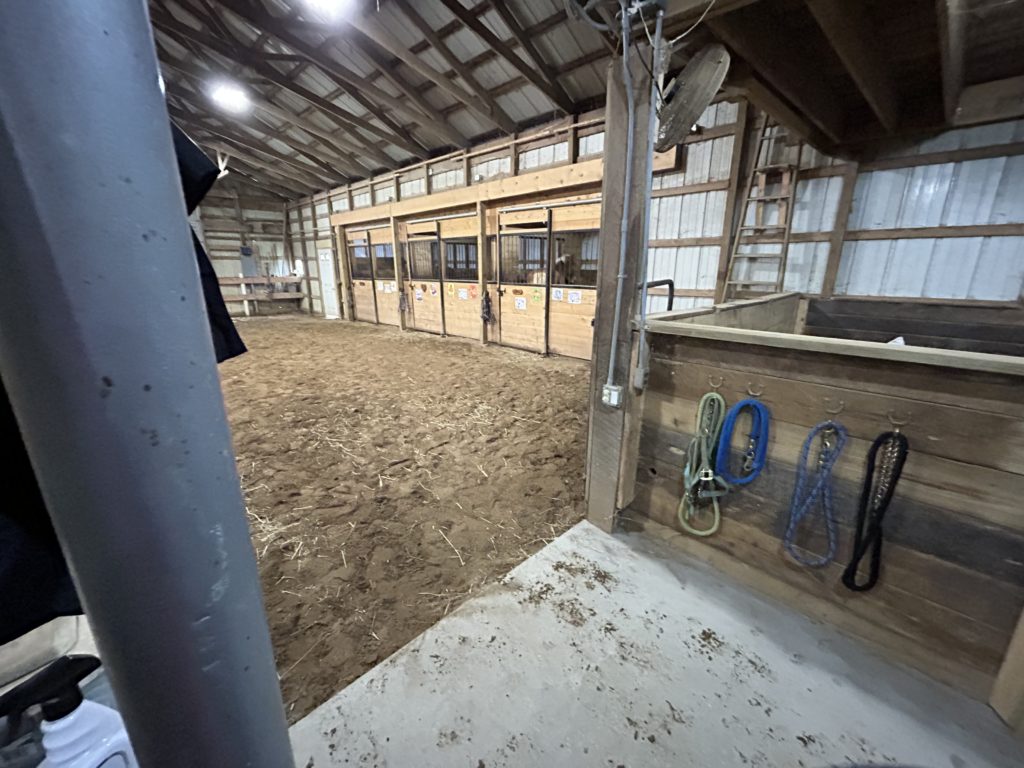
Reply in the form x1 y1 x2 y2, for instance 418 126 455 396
716 399 770 485
784 420 848 567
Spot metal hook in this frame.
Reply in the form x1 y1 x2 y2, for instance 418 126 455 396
823 397 845 416
707 375 724 391
887 410 912 432
746 380 764 397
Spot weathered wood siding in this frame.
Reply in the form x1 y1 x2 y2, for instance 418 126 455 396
632 331 1024 699
805 299 1024 357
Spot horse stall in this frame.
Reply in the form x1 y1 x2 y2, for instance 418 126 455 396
438 214 481 339
345 228 378 323
369 226 400 326
403 219 444 335
496 206 549 353
547 200 601 360
630 292 1024 711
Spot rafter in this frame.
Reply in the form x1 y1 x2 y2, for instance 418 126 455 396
488 0 574 113
805 0 900 132
341 13 510 134
167 97 337 189
392 0 517 135
213 0 467 149
151 13 418 161
436 0 574 115
158 50 377 175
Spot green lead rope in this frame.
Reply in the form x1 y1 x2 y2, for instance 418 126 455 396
678 392 730 537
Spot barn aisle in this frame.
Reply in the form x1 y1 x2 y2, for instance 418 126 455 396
291 521 1024 767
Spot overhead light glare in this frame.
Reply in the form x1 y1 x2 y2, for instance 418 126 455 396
210 82 250 114
303 0 354 22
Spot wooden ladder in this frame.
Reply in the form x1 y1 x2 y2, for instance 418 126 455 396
723 115 801 300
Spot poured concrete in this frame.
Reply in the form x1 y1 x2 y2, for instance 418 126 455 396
291 521 1024 767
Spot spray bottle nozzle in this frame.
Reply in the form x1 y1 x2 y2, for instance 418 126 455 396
0 655 101 723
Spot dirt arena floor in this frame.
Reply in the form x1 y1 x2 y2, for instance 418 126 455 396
219 318 589 722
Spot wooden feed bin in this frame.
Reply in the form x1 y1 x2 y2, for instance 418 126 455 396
629 294 1024 707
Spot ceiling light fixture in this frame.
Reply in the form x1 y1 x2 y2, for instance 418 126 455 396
303 0 354 22
209 81 250 114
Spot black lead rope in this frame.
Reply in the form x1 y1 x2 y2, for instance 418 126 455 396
841 430 910 592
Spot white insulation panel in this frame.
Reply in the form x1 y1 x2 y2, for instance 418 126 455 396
836 236 1024 300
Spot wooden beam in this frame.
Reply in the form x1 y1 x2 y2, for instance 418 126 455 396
819 161 858 298
726 70 834 152
845 223 1024 240
345 13 508 135
345 33 479 140
151 15 414 162
214 0 464 150
715 100 748 302
168 100 336 187
436 0 575 115
488 0 575 114
586 40 655 532
392 0 517 135
476 201 488 344
953 75 1024 126
937 0 966 123
331 157 604 226
159 53 378 173
805 0 901 132
709 7 846 143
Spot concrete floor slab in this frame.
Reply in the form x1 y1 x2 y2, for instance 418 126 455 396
291 521 1024 767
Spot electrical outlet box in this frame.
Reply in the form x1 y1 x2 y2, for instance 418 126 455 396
602 384 623 408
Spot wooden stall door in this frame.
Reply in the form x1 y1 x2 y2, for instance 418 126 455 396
497 219 548 353
375 279 400 325
408 280 444 333
548 287 596 359
547 207 600 360
499 285 546 351
351 279 377 323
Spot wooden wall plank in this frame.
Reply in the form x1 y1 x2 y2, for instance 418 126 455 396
548 287 596 360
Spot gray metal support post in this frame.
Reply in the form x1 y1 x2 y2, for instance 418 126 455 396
0 3 294 766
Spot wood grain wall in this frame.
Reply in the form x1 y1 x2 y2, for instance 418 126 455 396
631 331 1024 699
805 299 1024 357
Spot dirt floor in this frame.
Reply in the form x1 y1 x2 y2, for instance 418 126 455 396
219 318 589 722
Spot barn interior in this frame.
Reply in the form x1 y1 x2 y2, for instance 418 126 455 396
1 1 1024 767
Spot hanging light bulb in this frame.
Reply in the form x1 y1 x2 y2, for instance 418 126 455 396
209 81 250 114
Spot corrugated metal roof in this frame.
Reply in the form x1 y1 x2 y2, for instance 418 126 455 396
155 0 614 198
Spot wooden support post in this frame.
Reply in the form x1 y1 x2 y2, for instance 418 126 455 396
991 609 1024 733
820 162 859 298
296 201 314 314
390 216 406 330
335 224 354 321
476 200 488 344
715 99 749 303
585 44 654 533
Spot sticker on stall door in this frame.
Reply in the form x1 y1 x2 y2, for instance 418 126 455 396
532 289 542 303
552 288 564 302
415 288 424 301
430 285 438 296
458 288 469 300
447 283 455 296
568 290 583 305
514 297 528 311
469 285 478 299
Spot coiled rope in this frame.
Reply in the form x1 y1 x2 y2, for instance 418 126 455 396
841 431 909 591
677 392 729 537
783 420 848 567
716 399 770 486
